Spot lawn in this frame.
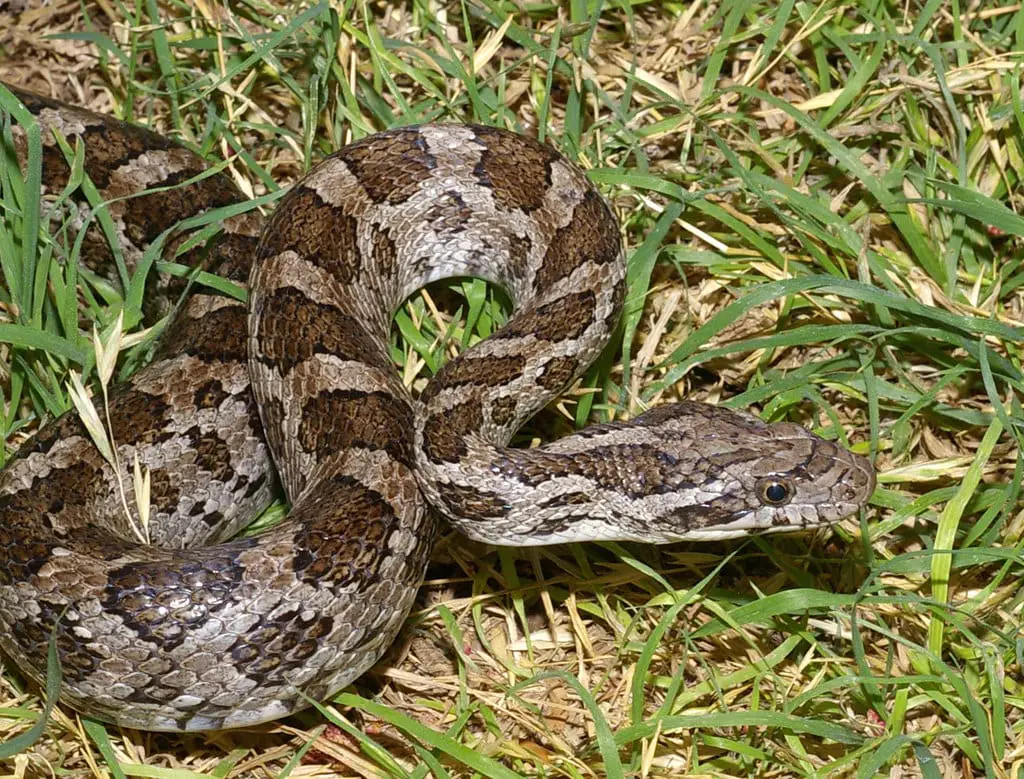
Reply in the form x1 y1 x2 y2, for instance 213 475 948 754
0 0 1021 776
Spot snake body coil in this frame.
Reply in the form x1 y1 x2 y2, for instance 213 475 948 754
0 87 875 731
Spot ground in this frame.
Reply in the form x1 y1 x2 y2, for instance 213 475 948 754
0 0 1021 777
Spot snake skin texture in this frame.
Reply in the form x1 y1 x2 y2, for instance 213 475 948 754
0 85 876 731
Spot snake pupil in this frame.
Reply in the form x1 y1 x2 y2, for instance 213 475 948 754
762 481 791 505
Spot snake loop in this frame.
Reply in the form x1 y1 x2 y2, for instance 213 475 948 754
0 87 874 731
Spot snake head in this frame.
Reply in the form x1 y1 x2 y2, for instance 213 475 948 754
470 400 876 546
632 402 876 542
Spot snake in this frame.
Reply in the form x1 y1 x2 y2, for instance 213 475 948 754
0 84 875 732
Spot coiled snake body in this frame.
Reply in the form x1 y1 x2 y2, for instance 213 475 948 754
0 87 875 731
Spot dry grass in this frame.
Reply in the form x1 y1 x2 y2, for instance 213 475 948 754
0 0 1022 776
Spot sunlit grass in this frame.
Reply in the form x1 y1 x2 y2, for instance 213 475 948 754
0 0 1021 776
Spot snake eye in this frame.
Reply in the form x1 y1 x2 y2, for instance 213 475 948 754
758 479 792 506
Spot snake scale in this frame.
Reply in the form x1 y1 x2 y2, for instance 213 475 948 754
0 85 875 732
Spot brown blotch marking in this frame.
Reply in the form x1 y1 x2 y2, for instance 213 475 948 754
707 447 764 469
368 223 398 278
74 232 119 285
11 410 84 460
490 396 518 426
256 287 388 374
189 427 237 483
107 389 174 447
57 118 236 250
497 443 698 499
15 88 245 285
289 476 399 587
422 399 484 463
200 509 225 527
471 126 560 212
102 546 251 652
537 356 579 392
338 128 437 204
259 187 361 284
162 302 248 363
0 466 101 582
28 105 177 192
232 610 337 678
78 121 178 189
492 290 596 343
538 491 591 508
439 482 509 522
298 389 415 468
38 460 105 511
424 353 527 403
146 468 182 516
193 379 231 410
534 189 621 291
37 140 79 193
119 168 242 250
242 471 270 500
506 232 533 286
669 501 740 528
206 231 260 282
9 88 139 187
7 599 98 682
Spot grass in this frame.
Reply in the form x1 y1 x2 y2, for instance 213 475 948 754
0 0 1022 776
